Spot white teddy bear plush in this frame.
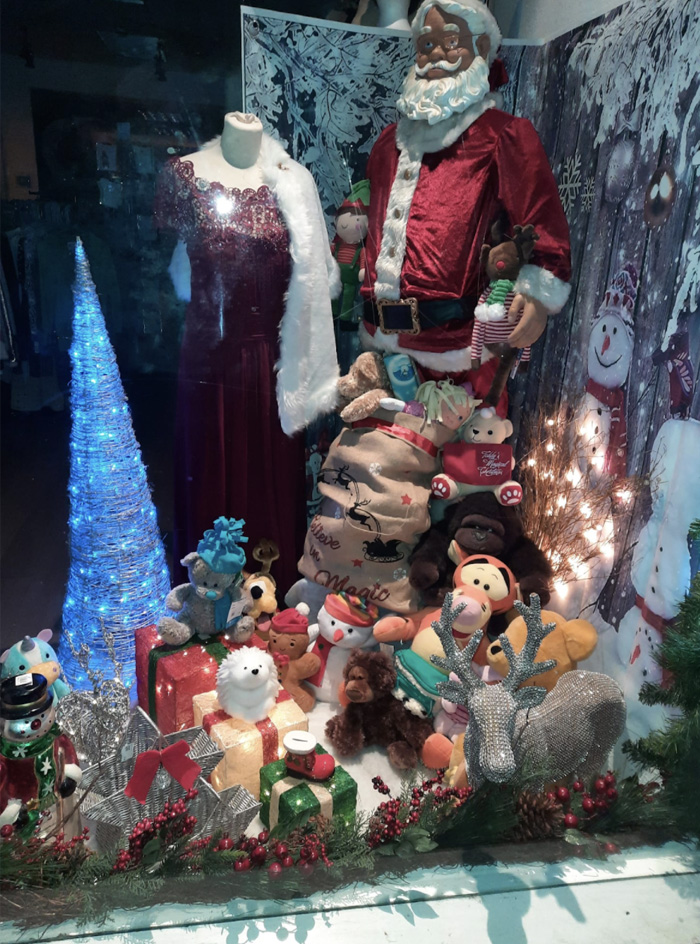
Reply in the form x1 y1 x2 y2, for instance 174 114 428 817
216 647 279 723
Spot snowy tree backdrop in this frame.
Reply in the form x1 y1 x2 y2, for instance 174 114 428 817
242 0 700 741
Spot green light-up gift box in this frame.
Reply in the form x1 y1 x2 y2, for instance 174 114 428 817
259 747 357 833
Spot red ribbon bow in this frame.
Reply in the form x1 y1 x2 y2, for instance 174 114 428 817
124 740 202 805
272 651 290 669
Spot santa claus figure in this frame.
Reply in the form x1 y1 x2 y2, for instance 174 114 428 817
360 0 571 388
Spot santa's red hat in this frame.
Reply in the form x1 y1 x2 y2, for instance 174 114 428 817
270 608 309 634
324 592 378 627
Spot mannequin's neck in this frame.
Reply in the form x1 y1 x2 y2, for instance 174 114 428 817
185 112 265 190
220 113 263 169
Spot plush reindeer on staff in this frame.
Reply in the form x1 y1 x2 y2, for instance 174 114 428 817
431 594 626 790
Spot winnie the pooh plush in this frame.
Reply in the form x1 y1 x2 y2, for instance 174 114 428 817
431 407 522 507
158 517 255 647
267 608 321 713
485 608 598 690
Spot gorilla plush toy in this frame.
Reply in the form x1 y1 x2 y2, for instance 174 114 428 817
325 650 434 770
409 493 552 607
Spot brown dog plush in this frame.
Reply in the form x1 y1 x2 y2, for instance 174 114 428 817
267 608 321 713
325 650 434 769
336 351 392 423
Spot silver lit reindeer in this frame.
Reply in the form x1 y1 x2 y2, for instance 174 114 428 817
431 594 626 789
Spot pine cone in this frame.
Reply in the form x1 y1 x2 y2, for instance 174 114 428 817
512 790 566 842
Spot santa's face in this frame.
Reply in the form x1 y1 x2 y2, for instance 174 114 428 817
587 312 633 389
415 7 482 81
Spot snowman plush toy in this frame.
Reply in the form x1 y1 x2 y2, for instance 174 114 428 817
306 592 378 703
0 673 82 836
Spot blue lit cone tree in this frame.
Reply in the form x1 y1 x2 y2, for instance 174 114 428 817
60 239 170 690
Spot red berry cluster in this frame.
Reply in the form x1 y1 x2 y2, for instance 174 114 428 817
548 771 619 830
229 827 330 878
113 788 199 872
0 822 92 875
367 773 472 849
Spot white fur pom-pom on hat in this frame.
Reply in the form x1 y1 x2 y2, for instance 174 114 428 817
216 646 280 723
296 602 310 617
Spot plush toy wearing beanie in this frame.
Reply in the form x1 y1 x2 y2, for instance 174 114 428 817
158 517 255 647
306 592 379 703
267 607 321 713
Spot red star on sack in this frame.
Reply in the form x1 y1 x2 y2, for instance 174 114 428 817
401 494 412 505
352 559 363 568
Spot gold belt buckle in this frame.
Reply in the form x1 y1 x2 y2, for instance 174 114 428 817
376 297 421 335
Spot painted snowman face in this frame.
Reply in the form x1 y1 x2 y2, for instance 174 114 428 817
587 313 633 389
2 703 56 744
318 610 374 649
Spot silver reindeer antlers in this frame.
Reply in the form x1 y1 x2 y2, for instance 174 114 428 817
501 596 558 695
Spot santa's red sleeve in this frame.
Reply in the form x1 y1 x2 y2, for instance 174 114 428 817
495 117 572 314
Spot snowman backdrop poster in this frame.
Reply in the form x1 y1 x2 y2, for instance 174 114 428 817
242 0 700 741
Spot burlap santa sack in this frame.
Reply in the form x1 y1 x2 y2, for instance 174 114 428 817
298 407 459 613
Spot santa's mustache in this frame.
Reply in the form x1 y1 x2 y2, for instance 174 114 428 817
415 57 463 77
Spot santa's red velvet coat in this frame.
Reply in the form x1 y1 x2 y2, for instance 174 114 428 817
361 109 571 362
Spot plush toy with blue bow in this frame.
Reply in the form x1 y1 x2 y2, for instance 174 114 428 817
0 630 70 701
158 517 256 647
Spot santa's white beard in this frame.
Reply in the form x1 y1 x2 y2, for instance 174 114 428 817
397 55 491 125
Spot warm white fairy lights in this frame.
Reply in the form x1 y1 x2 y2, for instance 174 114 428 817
520 401 645 590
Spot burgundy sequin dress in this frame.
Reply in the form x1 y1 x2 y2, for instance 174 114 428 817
155 158 306 592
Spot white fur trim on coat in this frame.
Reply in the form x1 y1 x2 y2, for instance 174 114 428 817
360 322 476 372
513 264 571 314
258 135 340 435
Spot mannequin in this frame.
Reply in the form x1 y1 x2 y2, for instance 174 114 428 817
184 112 265 191
155 112 339 594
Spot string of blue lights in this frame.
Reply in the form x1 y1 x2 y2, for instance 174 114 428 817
60 239 170 690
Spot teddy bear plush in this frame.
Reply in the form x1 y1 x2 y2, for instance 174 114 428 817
431 407 522 506
325 650 435 770
485 608 598 691
336 351 392 423
408 492 553 608
158 517 255 647
267 608 321 713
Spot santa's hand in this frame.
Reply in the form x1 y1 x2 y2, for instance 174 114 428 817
507 294 548 347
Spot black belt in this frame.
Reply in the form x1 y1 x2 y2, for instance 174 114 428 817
364 296 476 334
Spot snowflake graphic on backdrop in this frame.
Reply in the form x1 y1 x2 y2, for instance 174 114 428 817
581 175 595 212
369 462 382 476
558 153 582 215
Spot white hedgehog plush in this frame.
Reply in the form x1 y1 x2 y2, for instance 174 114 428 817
216 647 280 723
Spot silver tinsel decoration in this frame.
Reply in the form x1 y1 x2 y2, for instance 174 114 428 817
79 708 260 849
56 623 130 767
431 594 627 789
